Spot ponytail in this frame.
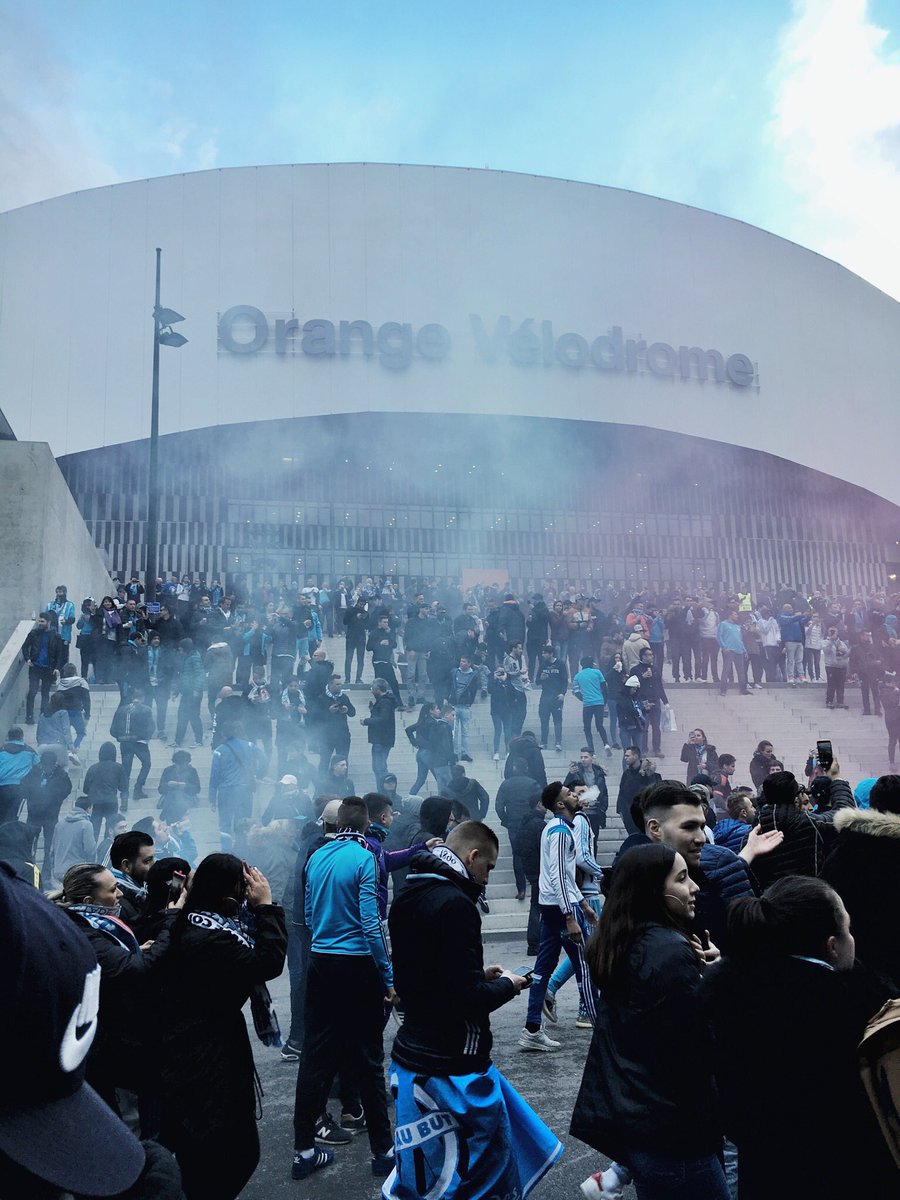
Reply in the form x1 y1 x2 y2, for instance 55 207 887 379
726 877 844 960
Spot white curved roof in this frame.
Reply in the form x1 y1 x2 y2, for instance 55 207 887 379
1 163 898 503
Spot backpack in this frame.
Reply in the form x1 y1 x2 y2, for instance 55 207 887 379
858 998 900 1170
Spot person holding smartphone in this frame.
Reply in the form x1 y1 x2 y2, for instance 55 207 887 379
385 820 562 1200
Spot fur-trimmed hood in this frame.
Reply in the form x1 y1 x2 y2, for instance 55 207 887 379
833 807 900 838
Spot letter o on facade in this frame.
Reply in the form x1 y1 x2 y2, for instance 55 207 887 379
218 305 269 354
555 332 589 368
646 341 678 376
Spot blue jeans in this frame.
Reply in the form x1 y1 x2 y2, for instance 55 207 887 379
623 1149 729 1200
423 753 451 792
69 708 87 749
547 895 602 1000
526 905 598 1028
453 705 471 756
371 743 390 790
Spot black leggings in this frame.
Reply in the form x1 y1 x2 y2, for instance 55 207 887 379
581 704 608 751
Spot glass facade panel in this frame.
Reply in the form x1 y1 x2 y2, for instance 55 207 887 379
59 412 898 596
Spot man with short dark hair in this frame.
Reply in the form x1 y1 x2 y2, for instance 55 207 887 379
46 585 76 666
109 830 155 927
643 783 780 946
0 727 41 824
22 614 64 724
449 655 479 762
360 679 397 791
110 688 154 802
386 821 561 1200
536 645 568 752
519 782 599 1051
314 675 356 774
718 610 750 696
367 616 402 706
495 756 541 901
634 646 669 757
291 796 396 1181
616 745 649 834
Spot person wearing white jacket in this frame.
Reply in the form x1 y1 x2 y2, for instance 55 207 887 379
754 608 782 683
518 783 599 1053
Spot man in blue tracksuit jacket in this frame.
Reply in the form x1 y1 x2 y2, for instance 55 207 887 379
292 797 396 1181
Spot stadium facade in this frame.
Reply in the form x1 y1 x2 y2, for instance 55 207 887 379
1 163 898 593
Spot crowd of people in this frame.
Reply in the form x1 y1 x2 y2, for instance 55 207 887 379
1 572 899 1199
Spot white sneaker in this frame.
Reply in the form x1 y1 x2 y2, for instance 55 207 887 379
518 1027 561 1052
492 752 500 761
604 744 613 757
580 1166 626 1199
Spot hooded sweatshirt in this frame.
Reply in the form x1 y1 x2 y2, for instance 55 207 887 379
622 631 650 670
51 807 97 878
56 674 92 716
83 741 128 812
0 820 41 886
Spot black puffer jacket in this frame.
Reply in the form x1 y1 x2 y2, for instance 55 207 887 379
570 924 720 1161
746 780 856 889
822 805 900 987
389 848 516 1075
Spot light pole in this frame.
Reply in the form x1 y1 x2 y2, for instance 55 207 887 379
146 247 187 607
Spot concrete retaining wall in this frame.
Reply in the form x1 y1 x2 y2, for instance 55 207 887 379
0 440 113 655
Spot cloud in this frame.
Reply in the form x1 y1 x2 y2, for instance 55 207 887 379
769 0 900 299
0 10 119 210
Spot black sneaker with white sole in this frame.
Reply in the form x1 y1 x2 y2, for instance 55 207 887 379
314 1112 353 1146
339 1106 367 1133
280 1039 302 1062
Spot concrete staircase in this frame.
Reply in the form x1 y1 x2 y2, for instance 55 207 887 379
24 643 892 935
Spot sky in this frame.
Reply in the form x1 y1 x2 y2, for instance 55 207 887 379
2 0 900 299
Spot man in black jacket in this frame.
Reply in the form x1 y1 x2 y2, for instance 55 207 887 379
634 646 669 757
343 601 369 685
360 679 397 791
110 688 155 801
388 823 560 1200
536 645 568 752
313 675 356 773
24 752 72 875
22 614 64 724
496 758 542 901
366 616 402 706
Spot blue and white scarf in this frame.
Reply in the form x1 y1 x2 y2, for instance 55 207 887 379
186 908 281 1047
69 904 140 954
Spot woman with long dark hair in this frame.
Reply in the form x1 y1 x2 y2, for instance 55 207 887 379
158 852 287 1200
571 843 728 1200
701 877 897 1200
